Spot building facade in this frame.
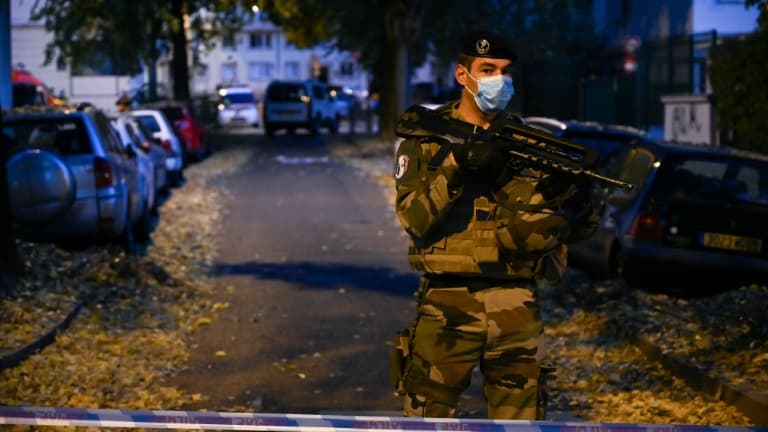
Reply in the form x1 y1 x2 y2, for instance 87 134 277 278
9 2 370 112
190 12 370 101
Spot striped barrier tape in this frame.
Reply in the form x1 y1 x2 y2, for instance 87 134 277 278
0 406 766 432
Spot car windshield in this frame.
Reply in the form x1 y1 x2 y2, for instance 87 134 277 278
652 154 768 206
1 117 92 155
222 92 255 105
135 115 161 133
267 84 306 102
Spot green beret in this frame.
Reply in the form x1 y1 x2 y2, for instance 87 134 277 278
460 30 517 61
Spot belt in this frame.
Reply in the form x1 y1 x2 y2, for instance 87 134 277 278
424 274 535 291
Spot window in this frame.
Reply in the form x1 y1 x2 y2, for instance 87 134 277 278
248 62 274 81
56 57 67 72
284 62 301 80
221 62 237 83
653 155 768 205
340 62 355 77
249 32 272 49
222 33 237 50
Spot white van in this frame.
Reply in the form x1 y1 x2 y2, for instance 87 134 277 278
262 80 338 136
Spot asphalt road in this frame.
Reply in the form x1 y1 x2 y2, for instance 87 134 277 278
171 129 475 415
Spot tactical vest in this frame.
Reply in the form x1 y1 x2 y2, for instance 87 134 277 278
406 146 567 281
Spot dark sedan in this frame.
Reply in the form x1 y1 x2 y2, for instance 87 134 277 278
569 139 768 292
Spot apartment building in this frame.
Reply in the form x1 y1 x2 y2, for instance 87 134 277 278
8 2 369 111
192 14 369 101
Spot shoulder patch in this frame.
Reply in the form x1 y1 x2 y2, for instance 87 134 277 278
394 154 409 179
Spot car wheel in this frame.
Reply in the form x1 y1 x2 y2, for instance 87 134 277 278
170 170 184 187
119 201 138 255
264 123 275 137
308 117 320 136
329 118 339 134
133 200 152 243
608 245 624 279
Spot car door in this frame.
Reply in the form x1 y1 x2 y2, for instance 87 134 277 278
94 112 142 223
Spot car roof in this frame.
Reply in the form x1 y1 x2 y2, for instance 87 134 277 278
3 105 94 118
640 140 768 164
217 85 253 95
525 116 648 139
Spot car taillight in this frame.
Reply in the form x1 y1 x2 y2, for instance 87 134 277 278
141 140 151 151
630 210 664 241
94 157 115 188
160 138 173 153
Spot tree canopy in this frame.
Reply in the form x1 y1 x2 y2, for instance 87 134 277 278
258 0 599 140
29 0 600 134
30 0 257 100
709 0 768 152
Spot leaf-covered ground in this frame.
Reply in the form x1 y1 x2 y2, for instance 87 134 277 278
0 135 765 430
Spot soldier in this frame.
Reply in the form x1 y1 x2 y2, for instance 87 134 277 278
392 30 596 419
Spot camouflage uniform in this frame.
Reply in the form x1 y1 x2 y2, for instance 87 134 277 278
393 101 595 419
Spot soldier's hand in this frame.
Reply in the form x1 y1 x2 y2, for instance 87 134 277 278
452 142 494 171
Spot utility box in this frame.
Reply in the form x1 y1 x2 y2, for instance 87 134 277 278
661 93 718 147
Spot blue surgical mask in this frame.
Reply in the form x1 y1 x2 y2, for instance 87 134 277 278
463 66 515 113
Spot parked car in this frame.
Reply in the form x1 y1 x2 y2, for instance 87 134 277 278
216 85 260 128
524 116 651 165
327 85 359 120
143 101 210 161
130 116 170 195
568 139 768 292
2 105 150 252
262 80 338 136
111 114 158 222
131 108 185 186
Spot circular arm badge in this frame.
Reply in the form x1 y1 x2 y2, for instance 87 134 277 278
394 154 409 179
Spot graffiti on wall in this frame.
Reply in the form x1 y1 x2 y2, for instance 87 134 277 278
662 95 714 146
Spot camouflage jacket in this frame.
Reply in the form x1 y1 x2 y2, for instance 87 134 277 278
394 101 597 282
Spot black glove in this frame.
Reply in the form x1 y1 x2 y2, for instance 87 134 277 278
452 141 495 172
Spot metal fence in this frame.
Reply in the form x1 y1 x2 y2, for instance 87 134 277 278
518 31 721 132
581 31 719 130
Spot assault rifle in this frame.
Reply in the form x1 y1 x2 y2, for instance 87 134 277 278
396 105 634 191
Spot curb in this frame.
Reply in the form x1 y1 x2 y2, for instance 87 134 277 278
0 302 82 372
634 336 768 426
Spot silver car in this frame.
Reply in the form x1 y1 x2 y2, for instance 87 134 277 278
132 108 185 186
130 115 170 195
3 105 149 253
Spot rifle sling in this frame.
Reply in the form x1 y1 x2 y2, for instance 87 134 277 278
426 136 455 171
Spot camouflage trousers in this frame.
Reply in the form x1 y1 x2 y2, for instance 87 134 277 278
402 275 546 420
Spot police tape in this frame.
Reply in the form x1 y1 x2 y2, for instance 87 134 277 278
1 406 767 432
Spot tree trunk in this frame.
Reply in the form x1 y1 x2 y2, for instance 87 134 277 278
0 130 21 291
380 7 420 144
170 0 190 101
379 39 408 144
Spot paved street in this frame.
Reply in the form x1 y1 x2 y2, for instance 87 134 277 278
170 129 450 414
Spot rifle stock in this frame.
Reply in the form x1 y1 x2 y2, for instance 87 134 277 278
396 105 634 191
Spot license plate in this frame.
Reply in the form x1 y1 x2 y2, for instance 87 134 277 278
231 116 245 122
702 232 763 253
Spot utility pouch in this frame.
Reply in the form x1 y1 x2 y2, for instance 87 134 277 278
389 329 411 395
472 197 499 263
